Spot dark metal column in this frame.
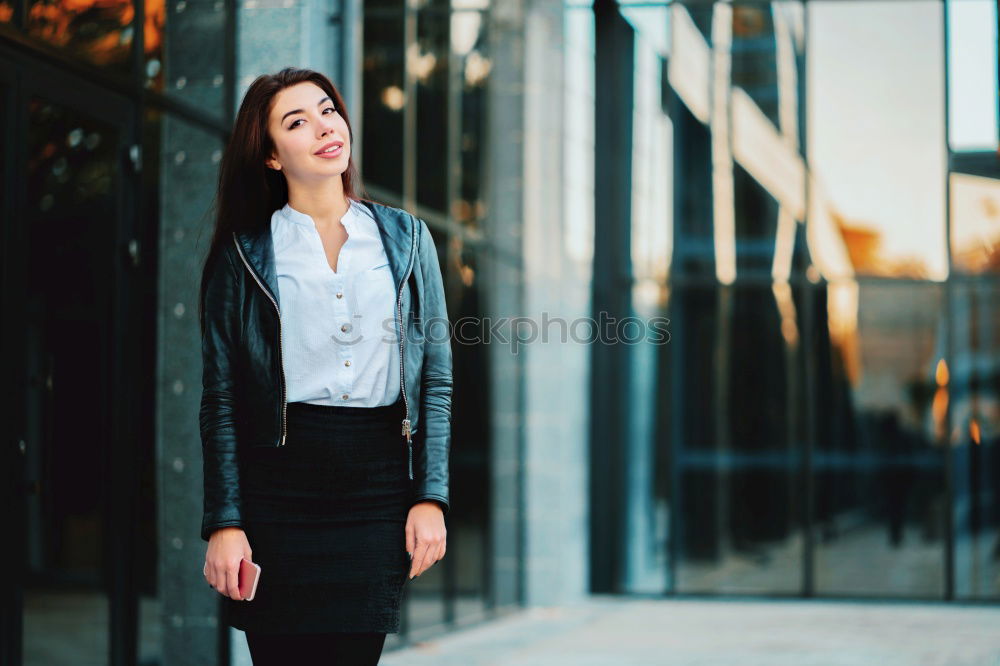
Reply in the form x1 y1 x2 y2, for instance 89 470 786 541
590 0 634 594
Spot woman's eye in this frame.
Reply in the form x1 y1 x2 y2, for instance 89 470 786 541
289 107 337 129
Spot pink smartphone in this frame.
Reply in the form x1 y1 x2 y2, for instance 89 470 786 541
238 557 261 601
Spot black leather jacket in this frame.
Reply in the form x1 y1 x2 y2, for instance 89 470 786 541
199 199 453 541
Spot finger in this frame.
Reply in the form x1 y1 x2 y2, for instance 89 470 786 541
428 540 444 572
434 539 446 564
408 542 418 578
415 538 440 577
227 562 242 600
405 521 415 559
410 541 428 578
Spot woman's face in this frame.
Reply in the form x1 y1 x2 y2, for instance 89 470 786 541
265 81 351 184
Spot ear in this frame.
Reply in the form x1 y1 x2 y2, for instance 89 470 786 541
265 156 281 171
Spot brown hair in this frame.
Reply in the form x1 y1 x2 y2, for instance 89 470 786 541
199 67 374 334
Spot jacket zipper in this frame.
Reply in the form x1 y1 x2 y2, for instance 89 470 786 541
232 233 288 447
398 223 417 480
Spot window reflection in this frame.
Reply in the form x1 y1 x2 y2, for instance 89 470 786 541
144 0 166 90
363 3 405 195
23 93 120 666
731 4 778 128
416 0 448 212
951 173 1000 275
807 0 947 280
609 0 998 603
623 280 671 594
951 282 1000 599
814 281 947 597
449 243 491 621
404 224 452 632
27 0 134 72
631 26 672 283
670 282 805 595
946 0 999 152
453 8 489 231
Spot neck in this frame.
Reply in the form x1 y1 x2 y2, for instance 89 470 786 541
286 178 350 229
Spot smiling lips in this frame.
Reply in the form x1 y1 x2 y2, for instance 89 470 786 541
315 141 344 158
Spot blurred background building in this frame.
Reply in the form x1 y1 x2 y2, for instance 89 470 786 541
2 0 998 664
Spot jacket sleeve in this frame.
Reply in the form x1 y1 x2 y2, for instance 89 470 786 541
412 218 453 514
199 241 245 542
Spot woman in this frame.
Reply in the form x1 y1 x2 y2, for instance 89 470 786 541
198 67 452 665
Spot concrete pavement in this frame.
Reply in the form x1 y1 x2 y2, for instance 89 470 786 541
380 595 1000 666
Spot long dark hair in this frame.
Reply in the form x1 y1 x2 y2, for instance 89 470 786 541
199 67 372 335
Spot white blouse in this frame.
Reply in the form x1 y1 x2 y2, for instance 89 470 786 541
270 198 401 407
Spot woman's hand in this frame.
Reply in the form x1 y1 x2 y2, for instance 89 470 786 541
204 527 252 600
405 501 447 579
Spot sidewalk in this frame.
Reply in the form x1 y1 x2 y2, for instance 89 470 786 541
380 595 1000 666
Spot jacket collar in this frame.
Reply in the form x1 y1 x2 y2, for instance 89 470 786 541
233 199 417 310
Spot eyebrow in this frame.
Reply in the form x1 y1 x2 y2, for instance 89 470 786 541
281 96 332 124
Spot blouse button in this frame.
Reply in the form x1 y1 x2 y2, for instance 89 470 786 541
341 323 351 332
336 292 343 299
341 393 349 400
344 360 351 367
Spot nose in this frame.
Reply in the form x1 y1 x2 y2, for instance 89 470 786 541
318 115 336 137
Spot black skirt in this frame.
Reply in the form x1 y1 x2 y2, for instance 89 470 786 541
222 397 413 634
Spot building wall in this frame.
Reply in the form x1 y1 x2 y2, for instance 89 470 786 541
520 0 591 605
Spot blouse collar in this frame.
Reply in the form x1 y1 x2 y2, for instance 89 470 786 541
278 199 358 229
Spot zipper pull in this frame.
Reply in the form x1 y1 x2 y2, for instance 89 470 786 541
403 418 414 480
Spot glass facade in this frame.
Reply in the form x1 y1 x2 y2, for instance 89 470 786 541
594 0 1000 602
2 0 235 662
360 0 499 639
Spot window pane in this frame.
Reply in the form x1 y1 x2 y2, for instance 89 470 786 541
144 0 166 90
951 281 1000 600
403 225 452 631
453 9 490 231
951 172 1000 276
22 92 122 666
631 27 672 283
363 7 405 196
415 2 449 213
947 0 999 152
731 4 779 128
814 281 947 597
449 243 492 620
26 0 134 73
807 1 946 280
671 283 805 594
622 280 671 594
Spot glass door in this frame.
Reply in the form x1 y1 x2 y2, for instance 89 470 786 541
6 61 143 666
